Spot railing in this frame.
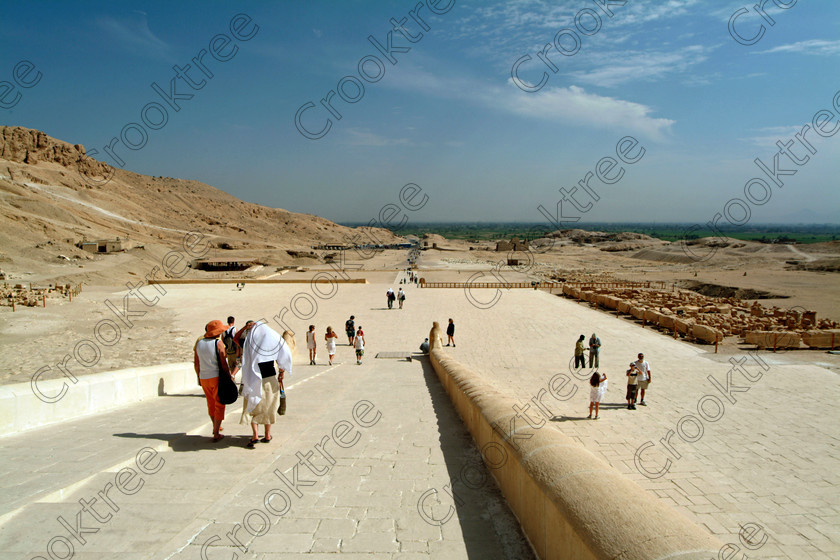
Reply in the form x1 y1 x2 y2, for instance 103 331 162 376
564 281 674 291
421 281 559 289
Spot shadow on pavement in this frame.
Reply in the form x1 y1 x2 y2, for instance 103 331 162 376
415 357 536 559
114 432 253 452
550 415 589 422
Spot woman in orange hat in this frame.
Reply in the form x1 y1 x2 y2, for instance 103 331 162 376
194 319 234 442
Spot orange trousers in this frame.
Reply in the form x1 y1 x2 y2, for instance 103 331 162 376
200 377 226 421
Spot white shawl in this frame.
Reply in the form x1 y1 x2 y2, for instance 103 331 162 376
241 322 293 414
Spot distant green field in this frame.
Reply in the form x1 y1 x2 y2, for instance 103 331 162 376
355 223 840 245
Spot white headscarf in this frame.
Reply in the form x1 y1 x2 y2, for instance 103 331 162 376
241 322 293 414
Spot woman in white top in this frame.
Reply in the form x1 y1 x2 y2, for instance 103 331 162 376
194 319 234 442
588 372 608 420
306 324 317 365
325 326 338 365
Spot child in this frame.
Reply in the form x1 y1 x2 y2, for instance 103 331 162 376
446 318 455 346
354 326 366 364
626 362 639 410
588 371 607 419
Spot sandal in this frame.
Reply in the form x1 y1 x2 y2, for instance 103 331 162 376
260 436 272 443
246 438 259 448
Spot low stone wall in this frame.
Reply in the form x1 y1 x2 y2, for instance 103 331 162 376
428 347 721 560
0 362 195 435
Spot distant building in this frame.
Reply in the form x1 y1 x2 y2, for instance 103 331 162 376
495 237 529 252
78 238 125 253
192 258 260 271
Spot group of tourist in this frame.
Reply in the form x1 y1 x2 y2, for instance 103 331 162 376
194 316 292 448
577 334 652 418
386 287 406 309
307 315 366 365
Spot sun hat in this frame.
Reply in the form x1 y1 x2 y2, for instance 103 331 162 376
204 319 227 338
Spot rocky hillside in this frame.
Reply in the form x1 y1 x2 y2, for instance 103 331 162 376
0 126 403 284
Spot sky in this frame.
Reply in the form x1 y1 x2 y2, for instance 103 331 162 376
1 0 839 226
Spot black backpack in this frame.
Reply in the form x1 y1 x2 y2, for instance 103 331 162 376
222 328 237 355
214 342 239 405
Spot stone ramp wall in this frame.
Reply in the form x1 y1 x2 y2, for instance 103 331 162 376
0 362 195 435
428 346 721 560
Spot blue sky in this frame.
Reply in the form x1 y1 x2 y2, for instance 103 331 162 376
1 0 838 225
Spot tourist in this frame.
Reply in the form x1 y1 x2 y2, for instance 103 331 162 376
354 326 366 364
626 362 639 410
398 287 406 309
306 324 317 365
588 333 601 368
194 319 234 442
345 315 355 346
386 288 396 309
239 321 293 448
223 316 239 376
446 318 455 347
325 326 338 365
419 337 430 354
588 371 607 419
634 353 651 406
574 334 586 369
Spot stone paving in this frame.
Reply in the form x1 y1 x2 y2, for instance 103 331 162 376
0 336 534 559
2 260 839 559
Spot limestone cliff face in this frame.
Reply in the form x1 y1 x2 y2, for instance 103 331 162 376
0 126 405 283
0 126 111 177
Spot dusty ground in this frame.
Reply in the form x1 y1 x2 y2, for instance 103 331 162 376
3 243 839 384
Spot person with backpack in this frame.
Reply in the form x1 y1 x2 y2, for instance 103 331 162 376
222 316 239 375
354 326 366 364
345 315 356 346
398 288 406 309
194 320 234 442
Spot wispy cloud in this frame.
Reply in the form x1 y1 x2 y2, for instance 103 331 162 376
501 83 674 140
385 66 674 141
742 125 806 148
342 128 413 147
569 45 712 87
95 11 170 59
755 39 840 56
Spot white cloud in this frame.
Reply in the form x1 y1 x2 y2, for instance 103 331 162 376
384 64 675 141
343 129 413 147
501 83 675 140
756 39 840 56
569 45 712 87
